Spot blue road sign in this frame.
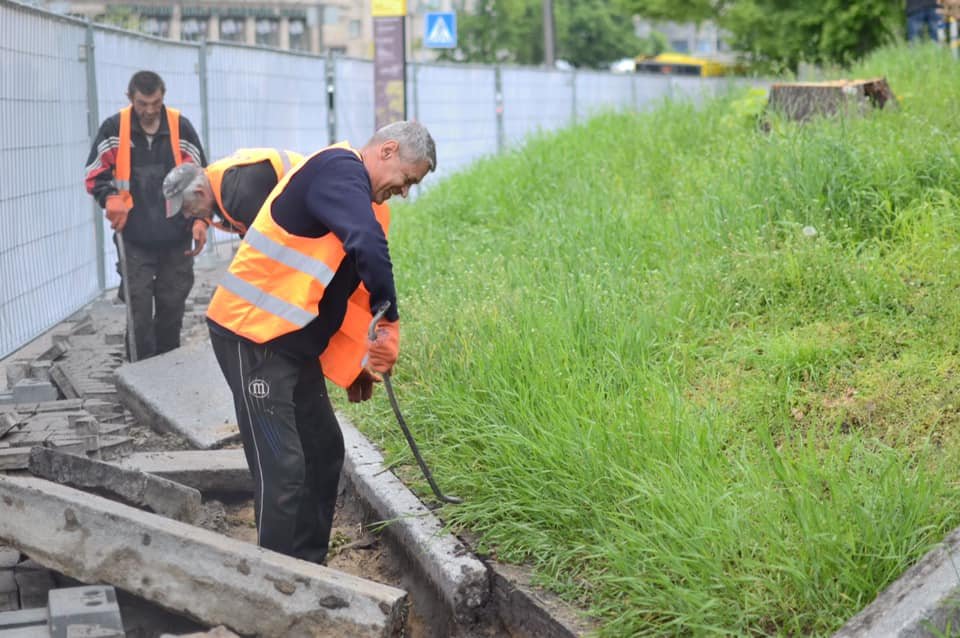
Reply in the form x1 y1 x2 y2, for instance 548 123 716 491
424 12 457 49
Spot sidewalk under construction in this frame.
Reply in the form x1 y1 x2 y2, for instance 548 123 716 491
0 252 593 638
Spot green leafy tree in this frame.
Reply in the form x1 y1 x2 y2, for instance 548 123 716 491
439 0 640 68
555 1 642 68
722 0 902 72
630 0 902 71
436 0 540 64
632 0 725 22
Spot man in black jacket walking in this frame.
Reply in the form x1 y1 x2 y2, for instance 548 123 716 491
85 70 207 360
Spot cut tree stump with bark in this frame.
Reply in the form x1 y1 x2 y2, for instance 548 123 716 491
766 78 897 123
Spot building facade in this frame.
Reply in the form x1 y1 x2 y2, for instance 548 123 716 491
33 0 457 59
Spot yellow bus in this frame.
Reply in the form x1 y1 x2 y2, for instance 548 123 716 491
634 53 732 77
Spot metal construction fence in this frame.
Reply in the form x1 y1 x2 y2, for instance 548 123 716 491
0 0 757 359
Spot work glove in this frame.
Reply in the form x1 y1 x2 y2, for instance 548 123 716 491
368 319 399 374
185 218 209 256
347 368 381 403
105 194 130 231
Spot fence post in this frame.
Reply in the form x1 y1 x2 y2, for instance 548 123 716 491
83 21 105 292
410 61 419 121
326 50 336 144
495 65 504 154
198 40 211 157
570 69 577 125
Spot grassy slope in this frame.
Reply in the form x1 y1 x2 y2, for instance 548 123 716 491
350 44 960 635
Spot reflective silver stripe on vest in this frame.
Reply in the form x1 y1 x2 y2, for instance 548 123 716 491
114 179 130 190
244 226 337 285
278 151 292 173
219 272 316 327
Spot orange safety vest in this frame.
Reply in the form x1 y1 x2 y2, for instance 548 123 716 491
115 105 182 209
206 148 305 235
206 142 392 389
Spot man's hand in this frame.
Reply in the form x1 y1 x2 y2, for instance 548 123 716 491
185 219 208 256
104 194 129 231
347 367 381 403
368 319 399 374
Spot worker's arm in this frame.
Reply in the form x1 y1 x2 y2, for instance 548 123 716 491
175 115 207 167
83 115 121 207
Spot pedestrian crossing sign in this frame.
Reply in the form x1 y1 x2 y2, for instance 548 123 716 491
424 12 457 49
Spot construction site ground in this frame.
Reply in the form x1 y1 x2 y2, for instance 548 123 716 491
0 246 593 638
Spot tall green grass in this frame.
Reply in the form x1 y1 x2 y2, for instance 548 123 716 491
350 44 960 635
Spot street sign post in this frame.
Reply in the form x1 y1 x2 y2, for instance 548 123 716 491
372 0 407 130
424 12 456 49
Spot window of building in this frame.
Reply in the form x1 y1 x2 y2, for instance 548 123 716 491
141 17 170 38
220 17 245 43
256 18 279 46
181 17 208 42
323 6 339 24
289 18 308 51
670 39 690 53
348 19 361 38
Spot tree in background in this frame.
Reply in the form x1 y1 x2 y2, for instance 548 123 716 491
629 0 902 72
437 0 542 65
440 0 639 69
443 0 903 72
554 1 642 68
721 0 902 72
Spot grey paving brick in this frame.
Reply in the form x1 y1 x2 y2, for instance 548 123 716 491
11 381 57 405
48 586 124 638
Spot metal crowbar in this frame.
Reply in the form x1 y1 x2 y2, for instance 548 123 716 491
369 302 462 504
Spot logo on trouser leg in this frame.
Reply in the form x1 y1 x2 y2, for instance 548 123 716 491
248 378 270 399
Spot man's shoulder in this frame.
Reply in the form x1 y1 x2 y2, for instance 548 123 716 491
98 112 122 131
304 147 363 173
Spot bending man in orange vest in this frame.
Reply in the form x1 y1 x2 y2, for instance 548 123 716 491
206 121 436 564
162 148 305 237
84 70 207 361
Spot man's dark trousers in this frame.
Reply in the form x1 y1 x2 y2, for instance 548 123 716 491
209 328 344 564
116 234 194 360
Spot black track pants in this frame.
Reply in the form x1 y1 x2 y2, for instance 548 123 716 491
209 328 344 564
115 233 194 360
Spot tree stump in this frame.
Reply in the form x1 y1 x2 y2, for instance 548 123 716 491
766 78 897 123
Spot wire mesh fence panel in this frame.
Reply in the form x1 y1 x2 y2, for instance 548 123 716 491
0 0 758 359
91 27 202 289
0 1 97 359
333 57 375 148
634 74 673 112
407 62 497 185
205 43 329 160
500 66 575 149
574 70 634 120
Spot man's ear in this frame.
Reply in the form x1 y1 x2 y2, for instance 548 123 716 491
380 140 399 160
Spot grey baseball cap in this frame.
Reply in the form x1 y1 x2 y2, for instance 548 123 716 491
163 163 204 218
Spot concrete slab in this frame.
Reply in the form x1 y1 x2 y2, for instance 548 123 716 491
833 525 960 637
114 341 240 449
29 448 202 523
113 450 252 494
339 414 489 622
0 442 87 472
0 607 45 629
0 475 407 637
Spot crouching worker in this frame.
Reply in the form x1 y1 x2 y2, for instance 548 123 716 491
205 121 436 564
163 148 305 237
